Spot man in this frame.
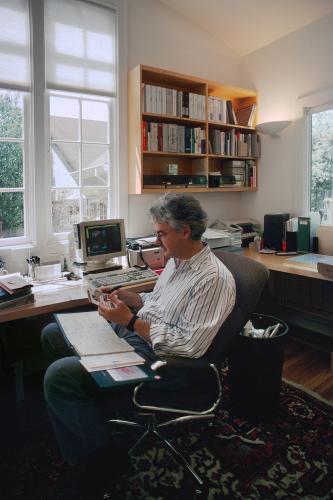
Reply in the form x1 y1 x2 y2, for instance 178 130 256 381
41 193 235 488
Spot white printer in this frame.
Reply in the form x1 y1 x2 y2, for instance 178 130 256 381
202 228 231 249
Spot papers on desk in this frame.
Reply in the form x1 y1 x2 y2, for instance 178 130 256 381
55 310 145 372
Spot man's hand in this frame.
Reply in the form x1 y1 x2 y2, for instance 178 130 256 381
98 294 133 326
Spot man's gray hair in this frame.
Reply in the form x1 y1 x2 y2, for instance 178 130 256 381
149 193 207 241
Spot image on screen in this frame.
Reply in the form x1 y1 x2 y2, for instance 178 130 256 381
85 224 122 257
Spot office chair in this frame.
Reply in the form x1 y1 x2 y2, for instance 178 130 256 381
108 250 269 492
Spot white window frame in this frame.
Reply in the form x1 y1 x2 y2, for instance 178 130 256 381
47 90 117 242
32 0 127 257
0 91 34 247
305 101 333 221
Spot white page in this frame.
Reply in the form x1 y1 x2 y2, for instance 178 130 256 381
56 310 134 356
79 351 144 371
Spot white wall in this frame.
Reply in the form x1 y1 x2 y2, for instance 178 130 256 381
126 0 248 236
240 13 333 225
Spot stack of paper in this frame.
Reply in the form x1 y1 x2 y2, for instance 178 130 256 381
55 310 145 371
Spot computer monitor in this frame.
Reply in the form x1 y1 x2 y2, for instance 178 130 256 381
75 219 126 265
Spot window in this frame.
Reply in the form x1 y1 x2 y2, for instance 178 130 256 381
0 0 119 247
50 91 114 232
45 0 117 234
0 0 31 244
309 105 333 224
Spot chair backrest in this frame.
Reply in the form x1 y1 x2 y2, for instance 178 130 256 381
204 250 269 363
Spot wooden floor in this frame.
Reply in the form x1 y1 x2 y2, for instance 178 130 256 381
283 339 333 403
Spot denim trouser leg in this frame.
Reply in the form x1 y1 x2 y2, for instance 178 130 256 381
41 321 159 462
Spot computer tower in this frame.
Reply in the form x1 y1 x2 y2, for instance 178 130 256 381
264 213 289 250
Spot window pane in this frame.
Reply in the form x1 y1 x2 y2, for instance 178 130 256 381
82 100 109 143
0 191 24 238
0 90 23 138
311 109 333 223
82 188 108 220
0 141 23 188
50 95 79 141
51 142 79 187
82 144 109 186
52 189 80 232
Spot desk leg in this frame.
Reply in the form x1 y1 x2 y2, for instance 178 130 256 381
12 361 25 402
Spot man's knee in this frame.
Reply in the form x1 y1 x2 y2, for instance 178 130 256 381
44 356 94 401
41 322 59 350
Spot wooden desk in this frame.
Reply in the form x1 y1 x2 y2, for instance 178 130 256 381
242 248 333 281
0 279 155 324
243 248 333 370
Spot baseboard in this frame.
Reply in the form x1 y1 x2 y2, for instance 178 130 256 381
283 377 333 407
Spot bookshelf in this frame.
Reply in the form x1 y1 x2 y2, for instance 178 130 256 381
128 65 259 194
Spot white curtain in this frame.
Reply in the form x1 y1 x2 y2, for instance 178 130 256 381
0 0 31 90
44 0 116 97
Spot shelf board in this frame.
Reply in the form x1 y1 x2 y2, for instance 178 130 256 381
208 121 256 131
143 151 206 159
208 154 256 160
141 186 257 194
142 112 206 126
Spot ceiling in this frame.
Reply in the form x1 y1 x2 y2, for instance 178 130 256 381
159 0 333 57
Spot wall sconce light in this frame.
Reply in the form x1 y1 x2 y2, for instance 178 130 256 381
256 120 291 138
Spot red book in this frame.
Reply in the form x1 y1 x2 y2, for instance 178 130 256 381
142 121 147 151
158 123 163 151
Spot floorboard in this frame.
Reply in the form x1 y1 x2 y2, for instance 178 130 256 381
283 339 333 402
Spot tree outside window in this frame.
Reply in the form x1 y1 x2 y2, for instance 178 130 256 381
0 91 25 238
310 108 333 224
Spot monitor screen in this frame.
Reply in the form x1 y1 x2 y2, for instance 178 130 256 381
79 219 126 263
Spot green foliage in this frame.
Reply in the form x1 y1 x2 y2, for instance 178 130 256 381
0 93 24 235
311 109 333 215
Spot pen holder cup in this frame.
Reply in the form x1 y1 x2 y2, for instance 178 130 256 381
286 231 297 252
28 264 36 279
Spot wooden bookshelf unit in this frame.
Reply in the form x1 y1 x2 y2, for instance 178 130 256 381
128 65 259 194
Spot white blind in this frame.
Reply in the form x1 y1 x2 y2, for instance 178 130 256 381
0 0 31 91
45 0 116 97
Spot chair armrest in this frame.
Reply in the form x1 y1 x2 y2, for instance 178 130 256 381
153 355 214 375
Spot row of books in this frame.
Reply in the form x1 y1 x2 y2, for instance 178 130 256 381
143 84 206 120
143 121 205 154
0 273 34 309
208 97 256 126
209 129 261 157
221 160 257 188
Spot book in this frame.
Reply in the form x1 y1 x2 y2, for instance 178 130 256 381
0 289 34 309
0 273 32 295
297 217 311 253
55 310 136 357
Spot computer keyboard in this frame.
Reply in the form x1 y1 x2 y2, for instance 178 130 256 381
85 267 158 289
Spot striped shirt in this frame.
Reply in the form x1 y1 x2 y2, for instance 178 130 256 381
138 244 235 358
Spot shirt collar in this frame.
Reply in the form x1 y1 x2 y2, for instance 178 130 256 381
174 242 210 271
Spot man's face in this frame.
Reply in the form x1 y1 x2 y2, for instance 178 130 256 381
153 222 189 259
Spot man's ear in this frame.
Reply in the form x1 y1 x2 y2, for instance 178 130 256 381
183 225 192 239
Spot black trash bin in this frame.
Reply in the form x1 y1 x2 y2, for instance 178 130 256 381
228 313 288 421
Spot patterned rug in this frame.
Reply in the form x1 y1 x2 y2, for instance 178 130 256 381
1 374 332 500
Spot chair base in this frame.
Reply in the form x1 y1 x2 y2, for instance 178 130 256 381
109 413 215 491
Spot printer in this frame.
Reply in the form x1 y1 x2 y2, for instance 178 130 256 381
202 228 231 249
210 219 261 247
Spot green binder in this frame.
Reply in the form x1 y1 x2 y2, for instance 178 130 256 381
297 217 310 253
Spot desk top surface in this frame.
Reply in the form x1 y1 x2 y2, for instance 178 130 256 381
0 279 155 324
242 248 333 282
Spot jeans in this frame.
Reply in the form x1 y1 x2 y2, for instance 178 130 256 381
42 321 159 462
